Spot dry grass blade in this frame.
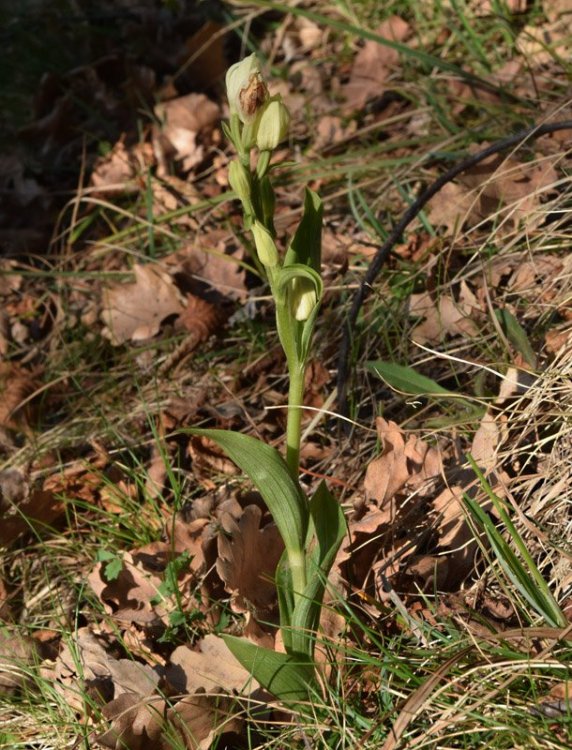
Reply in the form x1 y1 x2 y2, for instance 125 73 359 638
378 647 473 750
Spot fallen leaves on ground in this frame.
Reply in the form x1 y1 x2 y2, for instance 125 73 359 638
101 263 186 345
175 231 248 303
88 547 170 628
0 468 63 546
153 94 220 175
0 625 40 695
409 282 482 344
216 504 283 619
0 363 40 435
343 16 411 111
428 150 559 234
339 387 526 603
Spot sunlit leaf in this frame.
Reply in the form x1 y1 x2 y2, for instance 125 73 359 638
189 430 309 563
222 635 315 703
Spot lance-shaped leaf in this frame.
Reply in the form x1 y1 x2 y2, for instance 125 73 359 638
284 188 322 273
222 635 316 704
189 429 309 590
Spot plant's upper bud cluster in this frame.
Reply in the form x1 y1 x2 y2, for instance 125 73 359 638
226 54 290 152
226 54 269 124
256 99 290 151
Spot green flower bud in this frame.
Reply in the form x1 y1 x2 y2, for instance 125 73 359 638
288 277 317 321
255 98 290 151
251 221 279 268
225 53 269 124
228 160 252 206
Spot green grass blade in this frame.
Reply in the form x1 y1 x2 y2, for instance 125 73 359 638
464 457 566 628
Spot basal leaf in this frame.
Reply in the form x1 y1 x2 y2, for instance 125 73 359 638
222 635 315 704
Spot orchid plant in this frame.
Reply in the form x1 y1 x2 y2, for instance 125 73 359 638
191 54 347 704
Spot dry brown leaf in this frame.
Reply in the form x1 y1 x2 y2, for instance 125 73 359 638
216 505 283 617
296 17 323 51
0 576 11 620
428 0 525 15
517 15 572 66
431 370 522 581
0 363 39 433
166 692 243 750
176 294 224 340
545 328 572 354
463 151 558 223
165 635 258 695
153 93 220 175
170 516 211 568
364 417 442 506
427 181 477 234
189 435 241 478
433 484 475 561
97 693 165 750
177 231 247 302
0 468 63 546
313 115 349 152
0 259 23 296
99 636 255 749
0 626 39 695
290 60 323 95
180 21 230 90
410 284 481 344
333 508 394 596
91 141 140 194
343 16 411 110
88 549 168 627
406 554 449 592
54 627 159 713
429 151 559 235
101 263 185 345
144 445 169 501
341 420 443 596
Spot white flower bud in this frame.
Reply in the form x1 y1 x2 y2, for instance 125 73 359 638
225 53 269 124
251 221 279 268
255 99 290 151
288 277 317 321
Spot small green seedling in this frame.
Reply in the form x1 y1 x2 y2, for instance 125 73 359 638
190 54 347 705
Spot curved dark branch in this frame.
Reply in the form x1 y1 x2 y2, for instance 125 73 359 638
336 120 572 423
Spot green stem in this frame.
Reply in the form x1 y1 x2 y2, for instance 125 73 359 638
286 363 305 479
